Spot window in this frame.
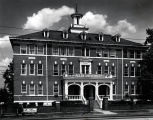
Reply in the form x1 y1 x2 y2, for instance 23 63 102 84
130 66 135 77
124 84 129 94
136 51 141 58
53 64 59 76
131 84 135 95
29 84 35 95
111 66 116 76
20 45 27 54
104 65 109 74
82 48 90 56
123 50 128 58
60 47 67 56
29 45 35 54
129 50 134 58
99 33 103 41
53 83 59 95
37 45 44 54
96 49 102 57
103 50 109 57
68 47 74 56
124 66 129 76
38 84 43 95
52 46 59 55
29 64 35 75
97 65 102 74
136 66 141 76
37 64 43 75
109 50 116 57
21 64 27 75
68 64 74 75
81 65 90 74
21 83 27 93
113 84 116 95
61 64 66 75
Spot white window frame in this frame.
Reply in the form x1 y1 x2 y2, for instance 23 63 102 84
80 62 91 74
52 46 59 55
68 47 74 56
29 45 36 54
96 49 102 57
124 66 129 77
29 64 35 75
21 84 27 93
124 84 129 95
20 45 27 54
60 47 67 56
37 84 43 95
21 64 27 75
97 65 102 74
131 84 136 95
130 66 135 77
53 64 59 76
53 84 59 95
29 84 35 95
104 65 109 75
111 65 116 77
37 64 43 76
61 64 66 75
68 64 74 75
37 45 44 55
82 47 90 57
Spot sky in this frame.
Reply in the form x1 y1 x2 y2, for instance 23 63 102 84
0 0 153 87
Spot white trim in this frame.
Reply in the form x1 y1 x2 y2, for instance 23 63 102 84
130 66 135 77
14 100 55 103
80 61 91 74
61 64 66 75
13 54 143 61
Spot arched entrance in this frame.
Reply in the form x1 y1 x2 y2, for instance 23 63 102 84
68 84 80 95
84 85 95 100
99 85 110 96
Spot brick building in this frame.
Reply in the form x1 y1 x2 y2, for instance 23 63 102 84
10 7 147 107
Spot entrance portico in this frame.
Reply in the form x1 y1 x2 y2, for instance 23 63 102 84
64 74 114 103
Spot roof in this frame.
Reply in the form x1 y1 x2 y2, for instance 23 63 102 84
10 30 146 48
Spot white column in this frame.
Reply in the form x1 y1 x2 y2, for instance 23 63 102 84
110 82 113 100
81 82 84 97
65 81 68 99
95 82 98 100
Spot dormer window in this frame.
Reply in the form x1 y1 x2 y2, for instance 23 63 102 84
115 34 121 42
43 29 49 38
80 32 87 40
98 32 104 41
63 30 68 39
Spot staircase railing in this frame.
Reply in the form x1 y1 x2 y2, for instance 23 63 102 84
96 95 103 108
82 96 87 105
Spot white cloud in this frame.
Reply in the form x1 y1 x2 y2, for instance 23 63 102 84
0 35 11 48
81 11 136 37
0 58 12 66
23 6 75 30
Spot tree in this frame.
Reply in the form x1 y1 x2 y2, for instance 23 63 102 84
0 88 10 103
137 28 153 100
2 61 14 103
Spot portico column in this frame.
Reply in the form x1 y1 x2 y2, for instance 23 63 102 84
65 81 68 99
110 82 113 100
95 82 98 100
81 82 84 97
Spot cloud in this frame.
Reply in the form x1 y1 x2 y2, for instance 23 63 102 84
0 35 11 48
0 58 12 66
23 6 75 30
81 11 136 37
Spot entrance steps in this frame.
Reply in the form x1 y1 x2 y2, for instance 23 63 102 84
93 100 100 109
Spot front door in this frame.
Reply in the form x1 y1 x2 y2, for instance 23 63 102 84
84 85 95 100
